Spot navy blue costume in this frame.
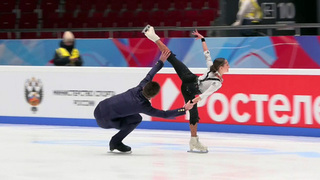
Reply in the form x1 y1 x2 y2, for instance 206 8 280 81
94 60 186 146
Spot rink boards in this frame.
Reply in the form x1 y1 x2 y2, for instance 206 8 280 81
1 66 320 137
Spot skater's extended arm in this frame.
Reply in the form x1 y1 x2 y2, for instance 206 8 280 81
192 30 212 69
137 61 163 88
142 100 195 118
199 81 222 100
192 80 222 103
192 29 208 52
143 107 185 119
138 51 171 88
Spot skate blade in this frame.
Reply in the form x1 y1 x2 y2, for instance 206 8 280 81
108 150 132 154
141 25 151 33
187 150 208 154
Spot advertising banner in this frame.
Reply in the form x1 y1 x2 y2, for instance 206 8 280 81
1 66 320 134
151 69 320 129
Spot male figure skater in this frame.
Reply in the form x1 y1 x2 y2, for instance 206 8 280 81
94 51 195 153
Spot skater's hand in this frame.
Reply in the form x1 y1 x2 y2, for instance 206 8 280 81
184 100 195 111
159 50 171 63
192 96 202 104
192 29 204 40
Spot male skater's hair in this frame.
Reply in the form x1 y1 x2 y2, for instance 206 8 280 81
143 81 160 99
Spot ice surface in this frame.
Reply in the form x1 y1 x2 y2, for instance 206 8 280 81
0 124 320 180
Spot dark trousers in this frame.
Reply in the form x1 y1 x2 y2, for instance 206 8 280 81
167 53 199 125
94 105 142 145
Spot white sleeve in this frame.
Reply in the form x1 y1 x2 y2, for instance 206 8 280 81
199 81 222 100
203 50 213 69
236 0 251 23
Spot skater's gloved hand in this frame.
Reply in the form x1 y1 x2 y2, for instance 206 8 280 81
192 29 204 40
192 96 201 104
159 50 171 62
184 100 195 111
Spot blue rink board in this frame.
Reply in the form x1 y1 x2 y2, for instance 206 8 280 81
0 116 320 137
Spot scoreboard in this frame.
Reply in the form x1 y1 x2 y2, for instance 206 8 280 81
260 0 317 24
220 0 318 35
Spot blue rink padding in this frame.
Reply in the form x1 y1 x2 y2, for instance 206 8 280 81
0 116 320 137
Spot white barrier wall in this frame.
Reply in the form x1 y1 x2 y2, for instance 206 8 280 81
0 66 155 119
1 66 320 136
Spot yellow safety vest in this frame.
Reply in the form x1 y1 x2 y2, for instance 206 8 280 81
240 0 262 22
56 48 80 59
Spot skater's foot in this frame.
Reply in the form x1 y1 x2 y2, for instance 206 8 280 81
109 141 131 153
142 24 160 42
189 136 208 153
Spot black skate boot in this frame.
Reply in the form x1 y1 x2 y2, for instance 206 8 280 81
109 142 132 154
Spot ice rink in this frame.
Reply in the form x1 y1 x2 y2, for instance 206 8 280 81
1 124 320 180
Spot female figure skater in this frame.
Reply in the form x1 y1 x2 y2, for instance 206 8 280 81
143 25 229 153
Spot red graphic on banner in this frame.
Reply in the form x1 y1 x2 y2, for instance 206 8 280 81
151 74 186 123
112 38 168 67
270 36 320 68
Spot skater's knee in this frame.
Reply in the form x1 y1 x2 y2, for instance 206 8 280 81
93 105 101 120
126 114 142 125
132 114 142 124
96 119 110 129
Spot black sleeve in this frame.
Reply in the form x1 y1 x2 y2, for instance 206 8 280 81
138 60 163 88
53 51 71 66
141 105 186 119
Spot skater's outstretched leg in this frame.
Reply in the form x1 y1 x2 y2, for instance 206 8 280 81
142 25 169 52
166 53 196 83
143 25 196 83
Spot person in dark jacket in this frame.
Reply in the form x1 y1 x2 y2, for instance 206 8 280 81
94 50 195 153
53 31 83 66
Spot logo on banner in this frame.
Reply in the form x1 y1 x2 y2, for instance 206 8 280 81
52 90 115 106
161 78 180 110
151 75 192 123
24 77 43 113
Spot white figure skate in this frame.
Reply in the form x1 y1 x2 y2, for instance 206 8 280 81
142 24 160 42
188 136 208 153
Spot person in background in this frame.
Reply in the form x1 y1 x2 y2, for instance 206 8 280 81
53 31 83 66
232 0 263 36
